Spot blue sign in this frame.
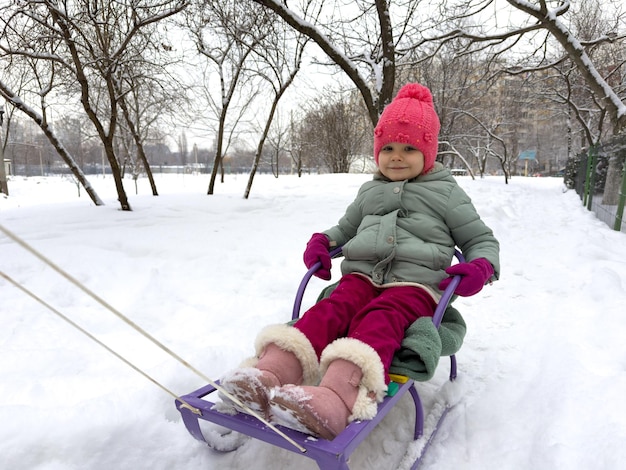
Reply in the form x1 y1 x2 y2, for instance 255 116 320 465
518 150 537 160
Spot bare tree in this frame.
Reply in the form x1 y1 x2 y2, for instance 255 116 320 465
453 108 512 181
0 9 103 203
114 59 185 197
507 0 626 132
243 19 309 198
1 0 187 210
296 90 371 173
251 0 401 126
439 140 476 179
0 78 104 205
185 0 269 194
117 93 158 195
287 112 307 177
432 1 626 133
0 104 9 196
264 112 290 178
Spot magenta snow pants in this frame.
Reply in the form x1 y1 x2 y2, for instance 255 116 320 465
294 273 437 381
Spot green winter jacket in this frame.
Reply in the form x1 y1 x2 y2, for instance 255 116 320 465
323 163 500 295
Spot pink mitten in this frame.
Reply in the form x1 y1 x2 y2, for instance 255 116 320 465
438 258 493 297
303 233 332 280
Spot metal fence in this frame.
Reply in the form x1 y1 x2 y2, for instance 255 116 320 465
566 136 626 233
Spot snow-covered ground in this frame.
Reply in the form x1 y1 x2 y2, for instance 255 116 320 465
1 172 625 470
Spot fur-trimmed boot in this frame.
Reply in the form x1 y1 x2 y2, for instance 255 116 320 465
269 338 387 440
219 324 319 418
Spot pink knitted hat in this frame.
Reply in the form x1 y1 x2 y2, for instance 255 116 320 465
373 83 441 174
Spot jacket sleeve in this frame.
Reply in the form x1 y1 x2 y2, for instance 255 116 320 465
445 186 500 280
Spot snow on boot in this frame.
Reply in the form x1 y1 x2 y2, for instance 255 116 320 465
269 338 387 440
218 324 319 419
270 359 361 439
219 344 292 418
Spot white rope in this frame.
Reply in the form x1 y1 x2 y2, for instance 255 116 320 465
0 223 307 453
0 269 188 404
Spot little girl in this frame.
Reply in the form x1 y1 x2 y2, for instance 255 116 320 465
220 83 500 440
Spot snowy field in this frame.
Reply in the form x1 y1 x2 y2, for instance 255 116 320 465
1 172 625 470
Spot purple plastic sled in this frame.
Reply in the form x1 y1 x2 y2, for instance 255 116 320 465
176 249 464 470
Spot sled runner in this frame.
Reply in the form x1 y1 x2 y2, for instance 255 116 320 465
175 248 466 470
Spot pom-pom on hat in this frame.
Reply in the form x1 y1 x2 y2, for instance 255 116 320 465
374 83 441 174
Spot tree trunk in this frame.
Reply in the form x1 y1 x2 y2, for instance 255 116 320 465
208 117 226 195
0 82 104 205
0 135 8 196
103 139 131 211
118 95 158 196
244 97 281 199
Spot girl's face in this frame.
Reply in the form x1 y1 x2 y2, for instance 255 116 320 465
377 143 425 181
